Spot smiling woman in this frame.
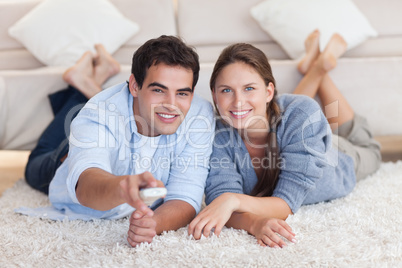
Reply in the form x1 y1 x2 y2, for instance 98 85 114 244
188 33 382 248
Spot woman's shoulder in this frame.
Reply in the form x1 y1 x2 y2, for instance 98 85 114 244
277 94 321 116
275 94 329 143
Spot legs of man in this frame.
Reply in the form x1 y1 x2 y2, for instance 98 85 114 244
93 44 120 86
25 87 87 193
25 46 121 193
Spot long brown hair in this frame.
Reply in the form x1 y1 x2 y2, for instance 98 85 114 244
210 43 281 197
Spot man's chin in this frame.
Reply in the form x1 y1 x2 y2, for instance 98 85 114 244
155 126 179 136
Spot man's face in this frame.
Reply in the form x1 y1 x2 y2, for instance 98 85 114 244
129 63 194 137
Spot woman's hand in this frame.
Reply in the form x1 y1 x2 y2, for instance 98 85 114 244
250 215 296 248
188 193 239 239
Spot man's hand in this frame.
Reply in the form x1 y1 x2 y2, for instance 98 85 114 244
127 212 157 246
127 200 196 247
119 171 165 217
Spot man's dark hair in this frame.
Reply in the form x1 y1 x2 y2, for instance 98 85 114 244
131 35 199 91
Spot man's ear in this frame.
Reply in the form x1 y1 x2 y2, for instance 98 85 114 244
266 82 275 103
128 74 140 97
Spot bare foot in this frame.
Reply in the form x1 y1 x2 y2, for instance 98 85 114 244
297 29 320 75
93 44 120 86
316 33 347 72
62 51 102 99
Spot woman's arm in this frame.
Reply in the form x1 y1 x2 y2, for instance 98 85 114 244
188 192 294 247
226 212 295 248
230 193 292 220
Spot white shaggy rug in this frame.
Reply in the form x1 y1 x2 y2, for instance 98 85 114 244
1 162 402 267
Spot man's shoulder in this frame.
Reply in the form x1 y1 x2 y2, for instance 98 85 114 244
181 94 215 127
79 82 129 117
188 94 214 115
89 82 129 104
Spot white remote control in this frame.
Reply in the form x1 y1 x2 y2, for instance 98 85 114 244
139 187 167 206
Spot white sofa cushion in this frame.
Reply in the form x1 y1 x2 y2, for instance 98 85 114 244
8 0 140 66
250 0 378 59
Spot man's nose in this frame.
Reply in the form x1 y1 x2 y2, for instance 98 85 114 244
163 93 177 111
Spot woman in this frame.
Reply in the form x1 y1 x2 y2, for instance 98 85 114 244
188 31 381 248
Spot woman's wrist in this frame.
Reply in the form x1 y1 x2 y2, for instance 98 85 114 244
247 213 257 235
221 192 241 212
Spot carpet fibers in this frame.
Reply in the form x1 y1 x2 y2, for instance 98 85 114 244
1 161 401 267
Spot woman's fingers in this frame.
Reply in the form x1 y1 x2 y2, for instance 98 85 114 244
279 220 296 236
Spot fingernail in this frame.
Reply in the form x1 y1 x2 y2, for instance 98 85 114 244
292 238 298 243
274 245 280 249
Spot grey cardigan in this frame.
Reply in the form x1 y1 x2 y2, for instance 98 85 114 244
205 94 356 213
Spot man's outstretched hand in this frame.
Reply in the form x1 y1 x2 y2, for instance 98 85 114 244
119 171 165 217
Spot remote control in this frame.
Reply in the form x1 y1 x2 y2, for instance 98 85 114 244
139 187 167 206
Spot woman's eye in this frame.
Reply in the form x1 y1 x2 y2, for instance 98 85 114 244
245 87 254 91
222 88 231 93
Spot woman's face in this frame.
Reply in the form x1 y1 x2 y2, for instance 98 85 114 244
213 62 274 131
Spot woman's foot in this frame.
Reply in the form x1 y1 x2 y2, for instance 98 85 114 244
93 44 120 86
316 33 347 72
297 30 320 75
62 51 102 99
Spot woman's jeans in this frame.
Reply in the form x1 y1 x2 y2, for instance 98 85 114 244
25 86 87 194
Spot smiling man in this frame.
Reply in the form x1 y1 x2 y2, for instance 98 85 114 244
25 36 215 246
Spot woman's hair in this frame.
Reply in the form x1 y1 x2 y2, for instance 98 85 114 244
210 43 281 197
131 35 199 91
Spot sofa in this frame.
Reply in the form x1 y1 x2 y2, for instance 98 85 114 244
0 0 401 151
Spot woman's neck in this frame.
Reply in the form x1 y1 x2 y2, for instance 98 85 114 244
239 127 269 148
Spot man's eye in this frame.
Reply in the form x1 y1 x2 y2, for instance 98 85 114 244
178 92 189 96
153 88 163 93
222 88 231 93
245 87 254 91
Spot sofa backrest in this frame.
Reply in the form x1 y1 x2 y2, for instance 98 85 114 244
0 0 177 70
177 0 402 63
2 0 402 71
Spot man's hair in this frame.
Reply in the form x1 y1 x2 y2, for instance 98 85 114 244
131 35 200 91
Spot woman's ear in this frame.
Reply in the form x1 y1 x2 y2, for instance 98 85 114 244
128 74 139 97
266 82 275 103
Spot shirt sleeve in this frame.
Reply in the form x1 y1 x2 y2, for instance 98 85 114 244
163 102 215 214
272 100 332 213
64 102 116 205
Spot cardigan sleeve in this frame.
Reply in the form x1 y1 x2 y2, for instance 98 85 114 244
272 96 332 213
204 121 245 205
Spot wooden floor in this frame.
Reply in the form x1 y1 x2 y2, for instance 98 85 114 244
0 135 401 196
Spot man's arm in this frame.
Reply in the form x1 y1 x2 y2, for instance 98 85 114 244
76 167 162 216
127 200 195 246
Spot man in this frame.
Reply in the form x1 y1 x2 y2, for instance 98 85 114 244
19 36 215 247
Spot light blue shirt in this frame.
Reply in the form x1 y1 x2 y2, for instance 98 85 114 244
17 82 215 220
